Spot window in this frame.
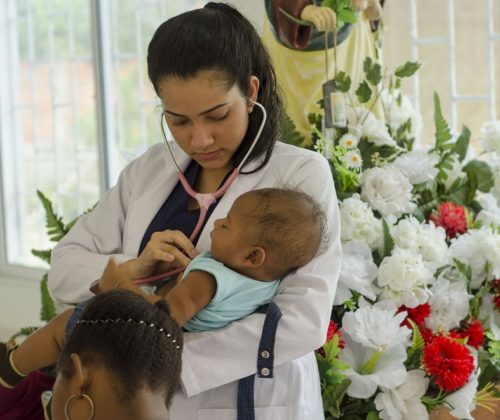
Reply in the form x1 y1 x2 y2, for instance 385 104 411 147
0 0 201 276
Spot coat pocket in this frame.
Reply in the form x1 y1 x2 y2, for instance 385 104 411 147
197 406 288 420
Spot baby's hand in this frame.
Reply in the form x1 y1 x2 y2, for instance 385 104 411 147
99 258 132 292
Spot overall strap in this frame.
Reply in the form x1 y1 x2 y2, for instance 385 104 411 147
237 301 283 420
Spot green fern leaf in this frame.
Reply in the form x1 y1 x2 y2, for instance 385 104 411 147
36 190 67 242
283 113 305 147
10 326 40 340
381 219 394 258
31 248 52 264
433 93 452 149
40 273 57 322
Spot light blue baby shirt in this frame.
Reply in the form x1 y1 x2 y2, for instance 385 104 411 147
183 252 280 332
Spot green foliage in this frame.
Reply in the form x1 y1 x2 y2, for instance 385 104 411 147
355 80 372 103
432 93 453 149
31 249 51 265
321 0 358 26
363 57 382 86
40 273 57 322
394 61 422 78
381 219 394 258
36 190 68 242
335 71 352 93
453 126 471 161
462 160 494 193
10 326 40 341
283 113 306 146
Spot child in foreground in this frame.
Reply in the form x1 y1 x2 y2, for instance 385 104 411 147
0 289 182 419
0 188 326 402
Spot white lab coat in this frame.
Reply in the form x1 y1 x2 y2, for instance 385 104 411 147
48 141 342 420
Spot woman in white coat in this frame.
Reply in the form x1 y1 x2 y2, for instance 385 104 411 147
48 3 341 419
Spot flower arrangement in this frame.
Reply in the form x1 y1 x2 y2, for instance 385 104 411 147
284 58 500 419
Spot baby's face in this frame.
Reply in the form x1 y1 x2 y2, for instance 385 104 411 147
210 193 257 270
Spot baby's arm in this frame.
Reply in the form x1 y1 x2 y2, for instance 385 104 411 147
164 270 216 327
10 309 72 376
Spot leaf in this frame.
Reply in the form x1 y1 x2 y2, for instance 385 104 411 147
363 57 382 86
433 93 452 149
40 273 57 322
283 113 305 147
10 326 40 341
36 190 67 242
381 219 394 258
408 319 425 351
337 8 357 24
355 80 372 103
453 258 472 283
366 411 381 420
453 126 471 161
462 160 494 193
31 248 51 264
335 71 351 93
394 61 422 78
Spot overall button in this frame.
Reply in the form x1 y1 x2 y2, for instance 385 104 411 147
261 367 270 376
261 350 270 359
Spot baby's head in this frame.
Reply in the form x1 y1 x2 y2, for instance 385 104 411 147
211 188 327 280
51 289 182 420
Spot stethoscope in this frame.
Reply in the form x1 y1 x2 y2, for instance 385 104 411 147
134 98 267 285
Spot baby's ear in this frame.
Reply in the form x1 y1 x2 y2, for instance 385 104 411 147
245 246 266 268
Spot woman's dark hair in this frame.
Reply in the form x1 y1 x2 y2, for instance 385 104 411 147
58 290 182 408
147 2 284 173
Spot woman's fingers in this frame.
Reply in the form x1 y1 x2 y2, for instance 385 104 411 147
151 230 198 258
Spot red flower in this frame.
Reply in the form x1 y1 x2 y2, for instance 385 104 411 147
494 294 500 312
398 304 431 329
454 319 485 349
316 321 344 357
422 335 475 392
428 202 468 238
326 320 344 348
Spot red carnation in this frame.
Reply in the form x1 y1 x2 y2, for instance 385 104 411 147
316 320 344 357
422 335 475 392
494 294 500 312
455 319 485 349
428 202 468 238
398 304 431 329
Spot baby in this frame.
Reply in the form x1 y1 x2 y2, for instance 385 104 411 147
0 188 326 394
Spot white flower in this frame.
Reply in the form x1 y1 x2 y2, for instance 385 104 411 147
339 194 383 250
339 133 359 149
339 334 408 399
335 241 379 305
444 369 479 420
480 120 500 153
377 248 433 308
347 108 396 147
490 155 500 202
374 370 429 420
392 149 439 185
345 150 363 169
480 293 500 340
391 217 451 272
476 192 500 228
425 278 471 332
342 298 411 350
442 154 467 191
450 228 500 288
380 89 422 142
360 166 416 217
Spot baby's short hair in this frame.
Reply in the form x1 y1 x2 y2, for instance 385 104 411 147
244 188 328 278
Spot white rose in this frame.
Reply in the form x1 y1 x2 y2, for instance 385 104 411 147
339 193 383 250
425 278 471 332
360 166 416 217
391 217 451 272
392 149 439 185
375 370 429 420
335 241 379 305
348 107 396 147
480 120 500 153
444 370 479 420
380 89 422 142
377 248 433 308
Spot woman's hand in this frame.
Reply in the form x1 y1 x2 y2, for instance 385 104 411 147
300 5 336 32
125 230 198 280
